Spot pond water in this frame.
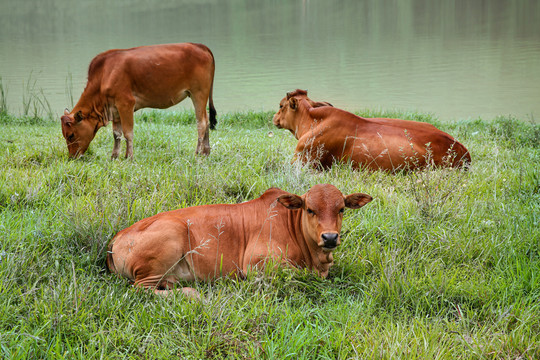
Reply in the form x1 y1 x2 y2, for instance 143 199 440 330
1 0 539 122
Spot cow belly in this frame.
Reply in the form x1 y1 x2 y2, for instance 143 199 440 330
133 90 189 110
185 247 245 280
343 137 423 170
345 132 463 170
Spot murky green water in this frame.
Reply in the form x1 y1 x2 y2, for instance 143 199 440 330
1 0 539 121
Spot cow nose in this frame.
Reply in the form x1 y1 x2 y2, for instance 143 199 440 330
321 233 339 248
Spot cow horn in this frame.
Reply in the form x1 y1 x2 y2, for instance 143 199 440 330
64 108 70 115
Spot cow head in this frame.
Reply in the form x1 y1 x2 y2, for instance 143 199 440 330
61 109 99 157
273 89 333 134
277 184 372 252
272 89 308 132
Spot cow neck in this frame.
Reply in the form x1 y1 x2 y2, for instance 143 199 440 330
73 84 108 127
293 101 319 140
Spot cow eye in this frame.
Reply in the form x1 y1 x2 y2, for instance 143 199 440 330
68 134 75 141
307 208 315 215
339 208 345 214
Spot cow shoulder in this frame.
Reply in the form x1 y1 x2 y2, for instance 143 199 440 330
88 49 120 78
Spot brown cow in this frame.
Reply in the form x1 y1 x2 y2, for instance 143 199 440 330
106 184 372 295
61 43 216 158
273 89 471 171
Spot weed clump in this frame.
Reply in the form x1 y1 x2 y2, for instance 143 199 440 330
489 115 540 148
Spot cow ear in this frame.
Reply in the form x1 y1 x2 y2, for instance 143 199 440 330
277 194 303 209
74 111 84 122
289 97 298 111
344 193 372 209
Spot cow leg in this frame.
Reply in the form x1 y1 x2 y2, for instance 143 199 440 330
191 93 211 156
133 278 201 300
111 120 123 159
133 269 201 300
116 100 136 158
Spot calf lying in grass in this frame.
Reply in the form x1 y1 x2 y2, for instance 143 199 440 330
273 89 471 171
107 184 372 297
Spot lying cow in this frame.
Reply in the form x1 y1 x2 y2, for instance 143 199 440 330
273 89 471 171
106 184 372 295
61 43 216 158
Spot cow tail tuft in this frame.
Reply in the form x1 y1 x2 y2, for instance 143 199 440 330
209 95 217 130
208 47 217 130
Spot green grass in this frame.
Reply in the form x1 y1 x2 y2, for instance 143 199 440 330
0 109 539 359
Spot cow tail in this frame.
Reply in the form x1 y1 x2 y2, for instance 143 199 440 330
460 149 472 169
453 141 472 169
195 43 217 130
209 55 217 130
105 239 116 274
209 85 217 130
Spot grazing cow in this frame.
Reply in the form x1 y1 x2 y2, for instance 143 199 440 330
106 184 372 295
61 43 216 158
273 90 471 171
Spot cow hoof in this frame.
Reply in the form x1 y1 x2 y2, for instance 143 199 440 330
181 287 201 300
153 287 202 301
196 148 211 156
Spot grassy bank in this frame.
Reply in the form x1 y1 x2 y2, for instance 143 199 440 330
0 109 539 359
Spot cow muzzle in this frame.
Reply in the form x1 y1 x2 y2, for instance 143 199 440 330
272 115 282 128
321 233 339 251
